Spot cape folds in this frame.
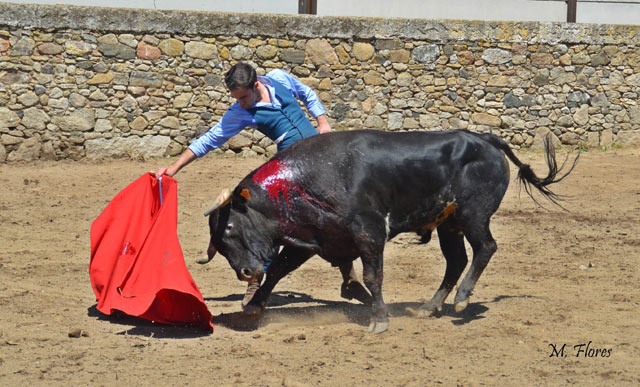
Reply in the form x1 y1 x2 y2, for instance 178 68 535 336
89 173 213 331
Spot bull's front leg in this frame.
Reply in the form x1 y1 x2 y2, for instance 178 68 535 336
242 246 314 316
339 262 373 306
361 252 388 333
351 215 389 333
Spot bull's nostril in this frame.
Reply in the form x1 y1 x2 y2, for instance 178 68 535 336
241 268 251 278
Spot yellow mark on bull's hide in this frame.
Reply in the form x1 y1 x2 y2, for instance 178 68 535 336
240 189 251 200
416 201 457 235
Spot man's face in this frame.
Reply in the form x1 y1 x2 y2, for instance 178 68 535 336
230 82 260 110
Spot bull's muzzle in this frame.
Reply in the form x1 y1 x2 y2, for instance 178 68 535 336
238 267 262 282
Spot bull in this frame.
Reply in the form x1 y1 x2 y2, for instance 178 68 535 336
203 129 577 333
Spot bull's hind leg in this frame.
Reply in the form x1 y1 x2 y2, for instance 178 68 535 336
414 224 468 316
453 221 497 313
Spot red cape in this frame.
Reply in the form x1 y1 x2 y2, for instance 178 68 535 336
90 173 213 331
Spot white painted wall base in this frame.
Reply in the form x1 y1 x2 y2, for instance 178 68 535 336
0 0 638 25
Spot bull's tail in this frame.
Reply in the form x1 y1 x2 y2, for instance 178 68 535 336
479 132 579 208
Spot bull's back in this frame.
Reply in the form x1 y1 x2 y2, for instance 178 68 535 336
278 130 509 230
282 129 506 193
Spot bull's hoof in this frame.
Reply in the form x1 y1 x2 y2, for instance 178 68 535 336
367 321 388 334
196 257 212 264
454 299 469 313
241 303 264 317
340 280 373 306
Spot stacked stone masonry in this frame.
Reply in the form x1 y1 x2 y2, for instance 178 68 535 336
0 3 639 162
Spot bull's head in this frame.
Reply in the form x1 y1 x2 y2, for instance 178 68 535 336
201 186 279 283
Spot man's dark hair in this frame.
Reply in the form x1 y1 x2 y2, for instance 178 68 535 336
224 62 257 91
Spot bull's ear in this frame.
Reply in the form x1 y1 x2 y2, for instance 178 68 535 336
232 187 249 213
239 188 251 201
204 188 232 216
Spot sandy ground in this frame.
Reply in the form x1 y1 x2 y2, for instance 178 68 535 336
0 145 639 386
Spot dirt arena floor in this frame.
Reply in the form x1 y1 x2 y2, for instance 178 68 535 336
1 145 639 386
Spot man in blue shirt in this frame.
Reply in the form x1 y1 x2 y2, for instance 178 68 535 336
158 62 331 177
157 62 365 308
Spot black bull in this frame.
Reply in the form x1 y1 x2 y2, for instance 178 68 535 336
204 129 576 333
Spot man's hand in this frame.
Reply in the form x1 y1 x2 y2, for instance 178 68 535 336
149 168 168 178
151 149 197 178
316 114 332 134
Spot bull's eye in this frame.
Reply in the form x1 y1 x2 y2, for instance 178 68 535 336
225 223 234 233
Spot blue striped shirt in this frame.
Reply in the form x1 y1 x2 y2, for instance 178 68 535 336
188 69 326 157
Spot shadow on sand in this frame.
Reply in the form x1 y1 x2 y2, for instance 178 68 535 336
88 294 540 335
210 292 539 332
87 305 213 338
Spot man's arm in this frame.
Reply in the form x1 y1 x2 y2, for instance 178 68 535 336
316 114 332 134
189 105 255 157
160 148 197 177
155 104 255 177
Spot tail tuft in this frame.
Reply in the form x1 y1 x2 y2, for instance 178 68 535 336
480 132 579 209
515 135 579 209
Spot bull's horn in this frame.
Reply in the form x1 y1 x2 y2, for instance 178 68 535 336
196 242 217 264
204 188 232 216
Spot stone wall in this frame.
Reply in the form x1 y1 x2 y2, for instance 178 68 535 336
1 3 640 162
